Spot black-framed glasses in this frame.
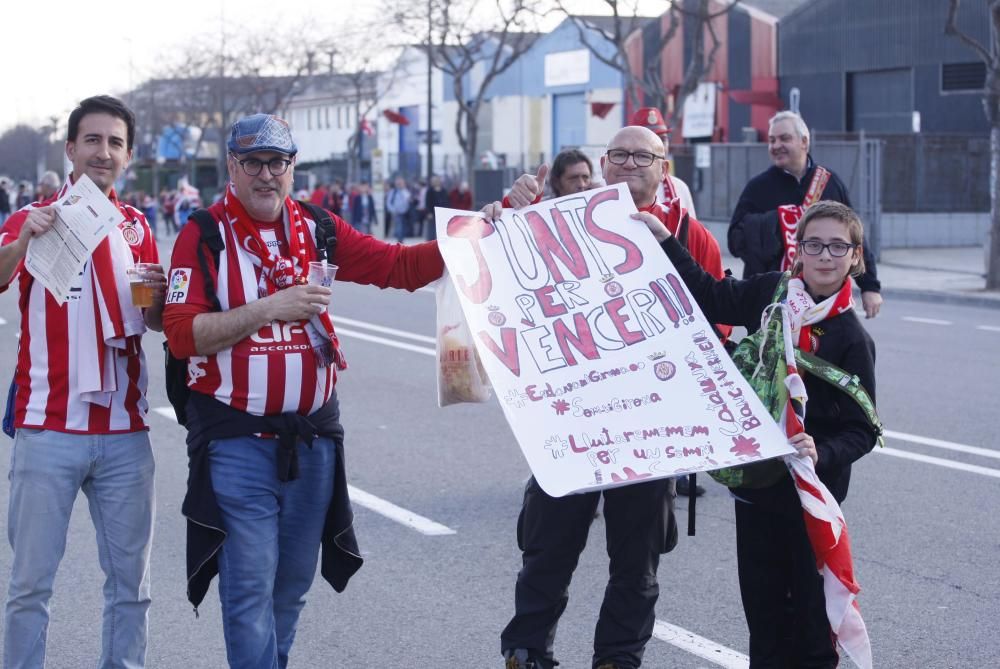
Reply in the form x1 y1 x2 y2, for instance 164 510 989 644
230 154 293 177
799 240 856 257
605 149 665 167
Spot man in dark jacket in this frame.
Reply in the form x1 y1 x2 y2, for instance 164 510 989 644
727 111 883 318
424 174 451 240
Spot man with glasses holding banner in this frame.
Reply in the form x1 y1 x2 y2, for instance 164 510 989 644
494 125 726 669
727 111 883 318
162 113 444 668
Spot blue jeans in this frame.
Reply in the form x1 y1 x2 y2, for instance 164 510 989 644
209 436 337 669
4 429 155 669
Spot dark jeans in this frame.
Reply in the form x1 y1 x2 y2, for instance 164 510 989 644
735 498 838 669
501 477 677 669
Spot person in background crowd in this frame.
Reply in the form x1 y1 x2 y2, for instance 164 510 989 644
448 180 472 210
35 171 61 202
350 180 377 235
423 174 450 241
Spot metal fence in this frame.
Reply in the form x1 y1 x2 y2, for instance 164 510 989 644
673 139 884 257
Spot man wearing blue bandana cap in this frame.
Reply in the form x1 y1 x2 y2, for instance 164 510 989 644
163 113 445 668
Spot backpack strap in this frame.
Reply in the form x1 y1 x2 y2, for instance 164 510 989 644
189 209 224 313
297 200 338 263
794 349 885 447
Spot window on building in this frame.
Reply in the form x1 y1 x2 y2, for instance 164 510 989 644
942 62 987 92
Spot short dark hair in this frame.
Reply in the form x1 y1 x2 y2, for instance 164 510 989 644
550 149 592 195
67 95 137 150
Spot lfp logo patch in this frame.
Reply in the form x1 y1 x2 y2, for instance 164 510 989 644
166 268 191 304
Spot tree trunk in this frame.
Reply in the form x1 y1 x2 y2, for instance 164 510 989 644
988 124 1000 289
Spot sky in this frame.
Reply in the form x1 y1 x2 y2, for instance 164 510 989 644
2 0 667 136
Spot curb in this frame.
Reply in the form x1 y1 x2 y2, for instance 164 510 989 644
880 287 1000 310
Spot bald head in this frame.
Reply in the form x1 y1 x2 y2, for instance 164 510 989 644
601 126 666 208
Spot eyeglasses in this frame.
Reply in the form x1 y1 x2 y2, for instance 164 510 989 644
799 240 856 257
605 149 665 167
230 154 293 177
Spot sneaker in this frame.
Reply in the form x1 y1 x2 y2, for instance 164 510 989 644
676 475 705 497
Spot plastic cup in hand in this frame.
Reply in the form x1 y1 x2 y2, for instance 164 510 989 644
307 261 338 288
127 263 157 308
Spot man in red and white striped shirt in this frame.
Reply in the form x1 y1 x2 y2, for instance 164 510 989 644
162 113 444 668
0 95 165 668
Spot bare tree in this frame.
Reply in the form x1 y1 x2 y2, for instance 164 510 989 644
946 0 1000 290
550 0 740 129
330 21 407 184
138 24 334 190
0 125 47 184
552 1 666 111
391 0 538 190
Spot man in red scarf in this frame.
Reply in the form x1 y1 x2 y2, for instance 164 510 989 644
494 125 726 669
728 111 883 318
0 95 165 668
162 113 444 668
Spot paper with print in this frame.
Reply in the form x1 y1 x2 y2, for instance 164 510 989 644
435 183 794 497
25 174 123 304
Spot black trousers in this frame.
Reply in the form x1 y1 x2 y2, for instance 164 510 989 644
501 476 677 669
735 497 839 669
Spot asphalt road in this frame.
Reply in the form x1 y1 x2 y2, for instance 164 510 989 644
0 279 997 669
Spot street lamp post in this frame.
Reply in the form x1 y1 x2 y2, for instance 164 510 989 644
426 0 433 180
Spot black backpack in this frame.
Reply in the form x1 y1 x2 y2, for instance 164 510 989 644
164 201 338 426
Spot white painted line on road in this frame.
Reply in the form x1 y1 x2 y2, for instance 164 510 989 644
884 430 1000 460
153 406 177 421
336 316 436 344
876 447 1000 479
347 485 456 536
901 316 952 325
337 327 435 356
0 316 7 325
652 620 748 668
976 325 1000 333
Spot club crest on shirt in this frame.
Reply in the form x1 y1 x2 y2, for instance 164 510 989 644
166 268 191 304
121 218 145 246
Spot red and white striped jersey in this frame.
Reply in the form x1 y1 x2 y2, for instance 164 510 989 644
0 185 159 434
166 203 335 416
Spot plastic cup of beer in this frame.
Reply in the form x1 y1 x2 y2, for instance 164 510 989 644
307 261 338 288
127 263 156 308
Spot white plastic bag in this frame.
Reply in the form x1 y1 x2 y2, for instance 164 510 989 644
436 272 492 407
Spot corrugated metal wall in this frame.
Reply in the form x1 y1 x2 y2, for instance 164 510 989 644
779 0 990 134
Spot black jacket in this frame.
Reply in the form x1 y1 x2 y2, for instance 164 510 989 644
181 390 363 609
727 160 880 293
662 235 877 507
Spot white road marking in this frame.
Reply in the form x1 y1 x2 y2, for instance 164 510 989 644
0 316 7 325
875 447 1000 479
977 325 1000 332
150 406 456 535
901 316 952 325
153 406 178 421
652 620 748 668
347 485 456 535
337 327 435 356
884 430 1000 460
336 316 436 344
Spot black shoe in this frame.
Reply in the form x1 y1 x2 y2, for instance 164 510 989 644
676 475 705 497
504 649 538 669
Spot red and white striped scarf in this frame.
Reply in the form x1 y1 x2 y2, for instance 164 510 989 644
770 276 872 669
778 166 831 271
223 187 346 369
77 217 146 406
